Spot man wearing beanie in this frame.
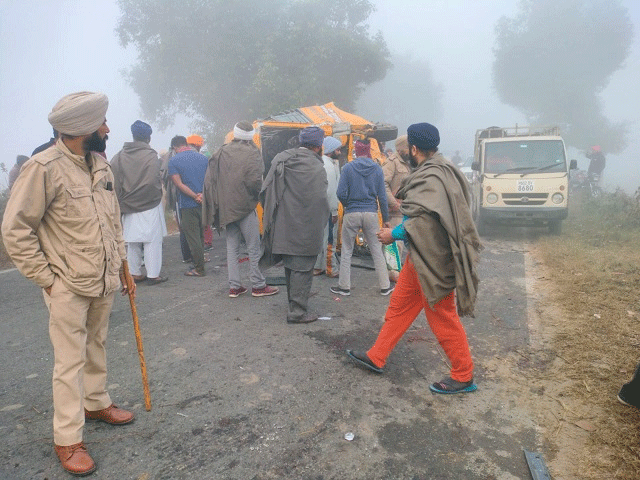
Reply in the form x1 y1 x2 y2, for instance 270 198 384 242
203 121 279 298
346 122 483 395
2 91 136 475
313 136 342 277
382 135 412 281
330 138 393 297
260 126 330 323
111 120 168 285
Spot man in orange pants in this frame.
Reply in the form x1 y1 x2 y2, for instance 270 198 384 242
346 122 483 394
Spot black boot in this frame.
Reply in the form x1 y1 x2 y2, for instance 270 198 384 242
618 361 640 409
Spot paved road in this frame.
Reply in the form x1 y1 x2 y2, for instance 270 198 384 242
1 231 543 479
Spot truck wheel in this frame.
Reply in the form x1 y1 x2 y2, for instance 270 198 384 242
549 219 562 235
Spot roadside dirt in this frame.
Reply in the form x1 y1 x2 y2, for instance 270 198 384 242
522 216 640 479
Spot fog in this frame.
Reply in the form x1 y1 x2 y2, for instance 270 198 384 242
1 0 638 191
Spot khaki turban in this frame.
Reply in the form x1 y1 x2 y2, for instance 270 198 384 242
48 91 109 136
395 135 408 151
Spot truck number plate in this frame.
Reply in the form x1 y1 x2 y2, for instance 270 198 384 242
517 180 535 192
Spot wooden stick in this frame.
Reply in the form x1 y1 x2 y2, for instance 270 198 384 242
122 260 152 411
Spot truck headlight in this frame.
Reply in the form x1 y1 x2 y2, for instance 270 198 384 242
487 193 499 204
552 193 564 204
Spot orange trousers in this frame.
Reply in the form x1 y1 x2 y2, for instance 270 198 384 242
367 257 474 382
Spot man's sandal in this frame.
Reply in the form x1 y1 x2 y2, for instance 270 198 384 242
184 269 204 277
429 377 477 394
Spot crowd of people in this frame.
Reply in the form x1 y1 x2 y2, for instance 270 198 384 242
2 90 496 476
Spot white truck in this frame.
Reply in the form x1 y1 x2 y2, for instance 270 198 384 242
471 126 577 235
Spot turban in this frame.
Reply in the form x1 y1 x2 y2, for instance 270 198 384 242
298 126 324 147
354 140 371 158
131 120 152 137
395 135 408 151
187 134 204 147
48 91 108 136
233 122 255 141
407 123 440 151
322 136 342 155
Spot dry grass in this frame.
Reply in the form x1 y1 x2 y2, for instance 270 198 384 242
534 191 640 479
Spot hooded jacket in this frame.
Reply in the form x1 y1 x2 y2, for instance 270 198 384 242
337 156 388 222
110 141 163 214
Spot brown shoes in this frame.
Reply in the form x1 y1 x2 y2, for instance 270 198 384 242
85 404 135 425
54 405 133 475
55 442 96 476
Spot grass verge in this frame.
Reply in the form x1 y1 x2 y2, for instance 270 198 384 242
534 190 640 479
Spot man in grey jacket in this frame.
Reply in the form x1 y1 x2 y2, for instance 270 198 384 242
260 126 330 324
203 121 278 298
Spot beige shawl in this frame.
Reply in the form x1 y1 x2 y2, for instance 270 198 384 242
398 153 482 316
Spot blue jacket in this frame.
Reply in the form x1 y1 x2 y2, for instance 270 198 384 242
337 157 389 222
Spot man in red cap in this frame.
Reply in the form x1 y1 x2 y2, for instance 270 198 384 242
346 122 482 395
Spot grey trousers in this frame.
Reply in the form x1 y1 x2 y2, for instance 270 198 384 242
338 211 390 290
226 211 266 289
282 254 316 321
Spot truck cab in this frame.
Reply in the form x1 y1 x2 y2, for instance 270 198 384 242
471 126 577 235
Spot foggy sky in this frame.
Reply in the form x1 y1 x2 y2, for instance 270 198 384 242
1 0 639 190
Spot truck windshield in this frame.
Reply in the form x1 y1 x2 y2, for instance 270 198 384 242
484 140 566 174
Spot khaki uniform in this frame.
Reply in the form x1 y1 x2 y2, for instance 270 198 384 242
1 140 126 445
382 152 411 226
382 152 411 268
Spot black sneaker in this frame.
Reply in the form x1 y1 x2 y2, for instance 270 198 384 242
618 387 640 409
287 313 318 324
380 285 395 296
618 363 640 409
346 350 383 373
330 285 350 296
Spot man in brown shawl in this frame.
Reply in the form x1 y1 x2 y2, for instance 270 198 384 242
202 121 278 298
111 120 167 285
260 126 330 323
346 122 483 394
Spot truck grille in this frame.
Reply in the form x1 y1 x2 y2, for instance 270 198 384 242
501 193 549 206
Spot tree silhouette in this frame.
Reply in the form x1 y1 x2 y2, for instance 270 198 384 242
116 0 391 141
493 0 633 153
357 53 443 136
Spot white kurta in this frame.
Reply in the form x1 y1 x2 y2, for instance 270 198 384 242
122 202 167 277
121 202 167 243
